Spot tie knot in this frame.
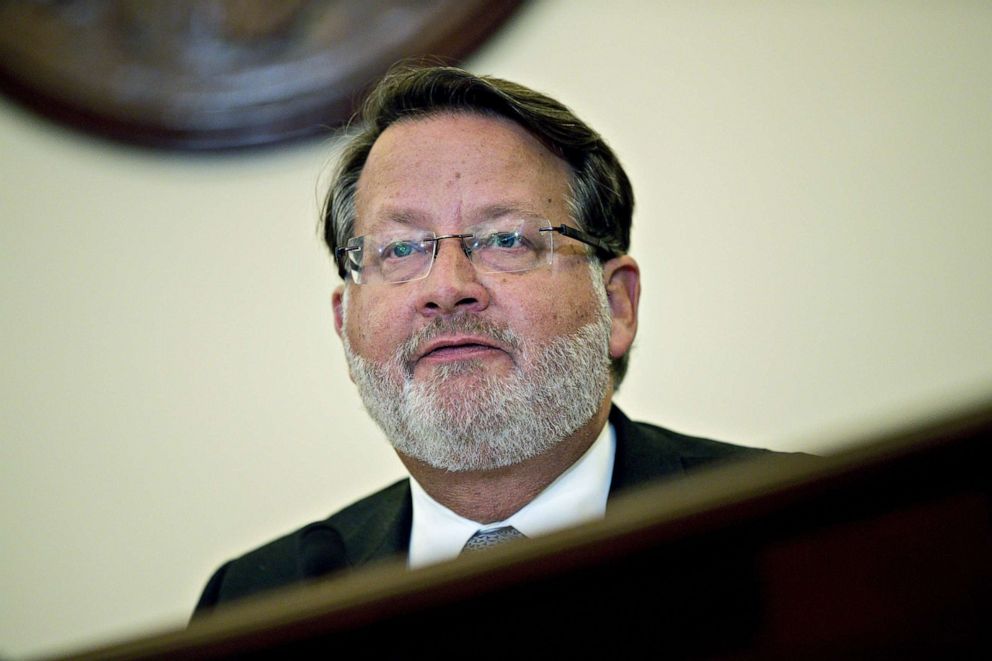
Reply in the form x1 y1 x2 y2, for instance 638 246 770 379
461 526 527 553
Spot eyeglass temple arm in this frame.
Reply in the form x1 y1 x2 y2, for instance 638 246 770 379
334 245 358 278
542 224 618 258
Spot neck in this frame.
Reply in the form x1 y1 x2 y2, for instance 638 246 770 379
398 398 612 524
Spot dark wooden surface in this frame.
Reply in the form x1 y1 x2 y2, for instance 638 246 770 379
63 399 992 659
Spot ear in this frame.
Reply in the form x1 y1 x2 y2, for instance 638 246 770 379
332 285 346 339
332 284 358 385
601 255 640 361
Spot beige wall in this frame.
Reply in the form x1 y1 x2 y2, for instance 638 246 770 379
2 1 990 656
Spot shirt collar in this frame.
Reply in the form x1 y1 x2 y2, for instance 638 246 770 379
408 421 616 568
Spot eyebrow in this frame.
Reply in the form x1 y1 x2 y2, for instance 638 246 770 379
469 204 545 223
379 208 430 226
360 208 431 234
362 203 546 233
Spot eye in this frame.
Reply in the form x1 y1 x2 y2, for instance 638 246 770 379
381 240 420 259
486 231 525 249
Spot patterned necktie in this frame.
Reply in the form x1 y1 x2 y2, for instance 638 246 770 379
461 526 527 553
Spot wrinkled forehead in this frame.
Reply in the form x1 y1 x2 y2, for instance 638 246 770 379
353 112 573 236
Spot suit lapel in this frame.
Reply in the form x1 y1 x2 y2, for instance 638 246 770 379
334 479 413 566
608 405 686 509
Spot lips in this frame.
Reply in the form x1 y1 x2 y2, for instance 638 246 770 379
415 335 507 362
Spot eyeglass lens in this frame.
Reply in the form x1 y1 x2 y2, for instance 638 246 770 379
346 218 554 284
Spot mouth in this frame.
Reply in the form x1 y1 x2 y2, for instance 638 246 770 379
414 335 509 365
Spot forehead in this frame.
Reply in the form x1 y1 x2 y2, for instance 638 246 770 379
353 112 572 232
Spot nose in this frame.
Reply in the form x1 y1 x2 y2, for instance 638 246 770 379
414 236 490 317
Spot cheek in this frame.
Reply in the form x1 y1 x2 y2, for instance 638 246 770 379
496 278 598 339
345 296 409 359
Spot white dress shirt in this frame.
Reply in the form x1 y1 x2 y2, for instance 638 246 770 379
407 422 616 568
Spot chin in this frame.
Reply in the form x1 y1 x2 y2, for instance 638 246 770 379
418 357 511 379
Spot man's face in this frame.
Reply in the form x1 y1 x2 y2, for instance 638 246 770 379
333 113 622 470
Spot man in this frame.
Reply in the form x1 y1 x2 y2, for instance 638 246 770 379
194 65 771 614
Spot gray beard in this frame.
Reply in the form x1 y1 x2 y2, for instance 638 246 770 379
341 285 613 472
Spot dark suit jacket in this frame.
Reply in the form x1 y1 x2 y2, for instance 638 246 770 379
193 406 770 615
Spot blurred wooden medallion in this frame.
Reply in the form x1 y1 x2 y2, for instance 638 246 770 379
0 0 523 150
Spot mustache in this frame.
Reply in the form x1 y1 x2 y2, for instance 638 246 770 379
399 316 522 367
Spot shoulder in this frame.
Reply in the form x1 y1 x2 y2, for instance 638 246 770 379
632 417 772 464
193 479 411 616
609 405 775 493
